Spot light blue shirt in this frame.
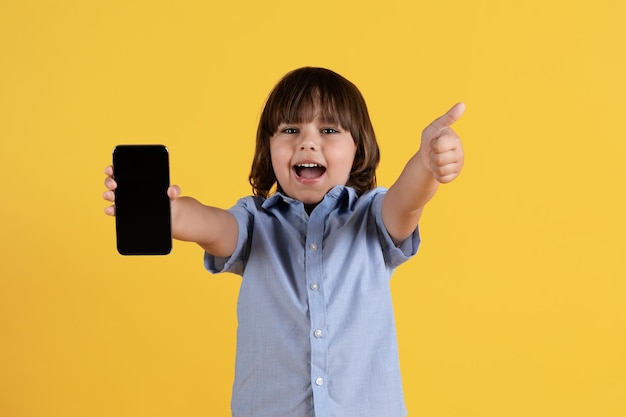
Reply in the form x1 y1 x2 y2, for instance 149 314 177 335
205 186 420 417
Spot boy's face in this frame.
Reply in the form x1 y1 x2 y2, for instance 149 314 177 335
270 113 356 205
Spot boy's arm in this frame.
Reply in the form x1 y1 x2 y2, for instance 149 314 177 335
104 167 238 258
381 103 465 244
168 188 238 258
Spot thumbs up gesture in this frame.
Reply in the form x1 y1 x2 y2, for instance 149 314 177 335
419 102 465 183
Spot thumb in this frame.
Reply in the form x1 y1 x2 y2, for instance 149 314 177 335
424 102 466 137
167 185 181 200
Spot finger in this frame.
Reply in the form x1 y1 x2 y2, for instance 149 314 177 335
104 165 114 177
104 176 117 190
430 132 462 154
103 190 116 202
104 205 116 216
424 102 466 137
437 171 461 184
167 185 181 200
432 161 463 182
430 149 462 168
433 151 464 180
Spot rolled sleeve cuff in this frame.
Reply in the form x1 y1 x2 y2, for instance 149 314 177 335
203 203 250 276
372 189 421 268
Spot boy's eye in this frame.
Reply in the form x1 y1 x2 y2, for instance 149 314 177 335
281 127 299 134
321 128 339 134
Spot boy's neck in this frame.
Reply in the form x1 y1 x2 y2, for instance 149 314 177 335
304 203 318 215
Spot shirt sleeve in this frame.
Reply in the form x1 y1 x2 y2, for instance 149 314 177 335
204 197 253 276
371 188 421 268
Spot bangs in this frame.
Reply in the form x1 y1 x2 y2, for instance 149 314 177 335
260 68 363 137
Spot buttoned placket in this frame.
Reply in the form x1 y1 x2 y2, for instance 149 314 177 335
303 201 332 417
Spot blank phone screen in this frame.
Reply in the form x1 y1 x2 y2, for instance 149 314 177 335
113 145 172 255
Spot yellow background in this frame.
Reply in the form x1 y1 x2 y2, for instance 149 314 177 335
1 0 625 416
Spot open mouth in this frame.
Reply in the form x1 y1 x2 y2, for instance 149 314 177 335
294 163 326 179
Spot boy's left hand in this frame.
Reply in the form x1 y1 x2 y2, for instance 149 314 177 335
419 102 465 183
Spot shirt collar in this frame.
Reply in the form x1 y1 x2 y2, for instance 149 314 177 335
261 185 358 210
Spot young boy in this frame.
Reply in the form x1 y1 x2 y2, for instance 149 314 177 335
104 67 464 417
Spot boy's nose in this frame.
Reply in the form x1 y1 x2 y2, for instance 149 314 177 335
300 140 318 150
299 132 319 150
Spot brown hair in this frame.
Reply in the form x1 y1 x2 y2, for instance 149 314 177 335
249 67 380 198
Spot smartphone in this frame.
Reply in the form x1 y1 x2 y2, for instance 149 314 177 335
113 145 172 255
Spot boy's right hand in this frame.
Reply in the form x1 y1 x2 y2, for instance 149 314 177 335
102 165 181 216
103 165 238 257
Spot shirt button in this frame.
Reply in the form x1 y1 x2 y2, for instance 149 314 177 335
315 377 324 386
313 329 323 338
309 243 318 250
310 283 319 291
